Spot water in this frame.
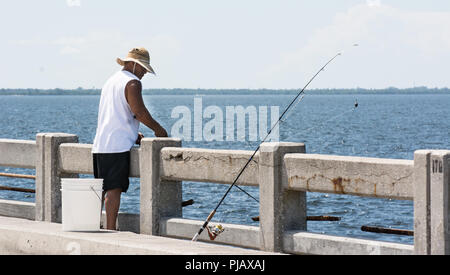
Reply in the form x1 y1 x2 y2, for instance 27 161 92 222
2 92 450 245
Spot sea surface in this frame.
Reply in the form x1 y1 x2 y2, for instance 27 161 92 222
1 91 450 245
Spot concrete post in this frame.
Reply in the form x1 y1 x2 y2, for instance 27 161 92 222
258 142 306 252
429 151 450 255
413 150 432 255
139 138 182 235
35 133 79 223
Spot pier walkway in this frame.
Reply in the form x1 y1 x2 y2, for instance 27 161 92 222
0 216 276 255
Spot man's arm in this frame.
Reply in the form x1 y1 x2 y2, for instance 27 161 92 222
125 80 168 137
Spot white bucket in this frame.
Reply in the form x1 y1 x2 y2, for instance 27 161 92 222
61 178 103 231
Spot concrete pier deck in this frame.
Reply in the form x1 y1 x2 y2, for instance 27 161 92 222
0 216 278 255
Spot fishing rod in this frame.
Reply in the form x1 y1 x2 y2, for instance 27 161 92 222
191 52 343 242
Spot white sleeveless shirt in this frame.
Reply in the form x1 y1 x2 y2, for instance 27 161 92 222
92 70 140 153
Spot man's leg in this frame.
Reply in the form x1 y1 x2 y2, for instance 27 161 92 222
104 188 122 230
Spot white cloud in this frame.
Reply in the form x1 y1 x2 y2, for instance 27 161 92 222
54 37 86 46
8 36 84 55
261 3 450 88
53 36 85 55
59 46 81 55
66 0 81 7
8 38 46 46
367 0 381 8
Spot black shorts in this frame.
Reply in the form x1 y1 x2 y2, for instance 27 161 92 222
93 151 130 193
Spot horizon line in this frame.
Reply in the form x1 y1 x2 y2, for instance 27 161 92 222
1 86 449 91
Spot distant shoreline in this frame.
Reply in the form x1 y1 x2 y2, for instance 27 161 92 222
1 87 449 96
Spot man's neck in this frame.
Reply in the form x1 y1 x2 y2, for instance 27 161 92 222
122 68 139 79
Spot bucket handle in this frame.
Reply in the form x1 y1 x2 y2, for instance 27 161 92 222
90 186 103 202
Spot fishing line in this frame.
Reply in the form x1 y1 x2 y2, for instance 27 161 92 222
234 100 357 204
233 184 259 203
280 94 306 123
191 52 343 242
298 104 357 135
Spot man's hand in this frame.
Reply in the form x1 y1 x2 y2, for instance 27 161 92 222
155 127 168 137
135 132 144 145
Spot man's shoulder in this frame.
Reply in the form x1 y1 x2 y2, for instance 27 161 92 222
103 70 123 85
121 70 141 81
126 79 142 92
105 71 140 86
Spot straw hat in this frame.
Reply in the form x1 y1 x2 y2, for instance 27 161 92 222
116 47 155 74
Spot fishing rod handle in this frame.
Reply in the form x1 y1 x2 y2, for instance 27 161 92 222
191 210 216 242
206 209 216 222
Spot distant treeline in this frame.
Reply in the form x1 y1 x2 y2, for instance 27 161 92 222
1 86 449 95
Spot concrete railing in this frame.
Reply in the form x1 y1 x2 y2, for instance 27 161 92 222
0 133 449 255
0 138 37 220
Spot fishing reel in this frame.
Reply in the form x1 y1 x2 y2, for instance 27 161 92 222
206 224 225 241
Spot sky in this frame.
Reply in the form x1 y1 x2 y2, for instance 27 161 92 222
1 0 450 90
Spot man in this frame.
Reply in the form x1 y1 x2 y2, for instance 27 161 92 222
92 47 168 230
